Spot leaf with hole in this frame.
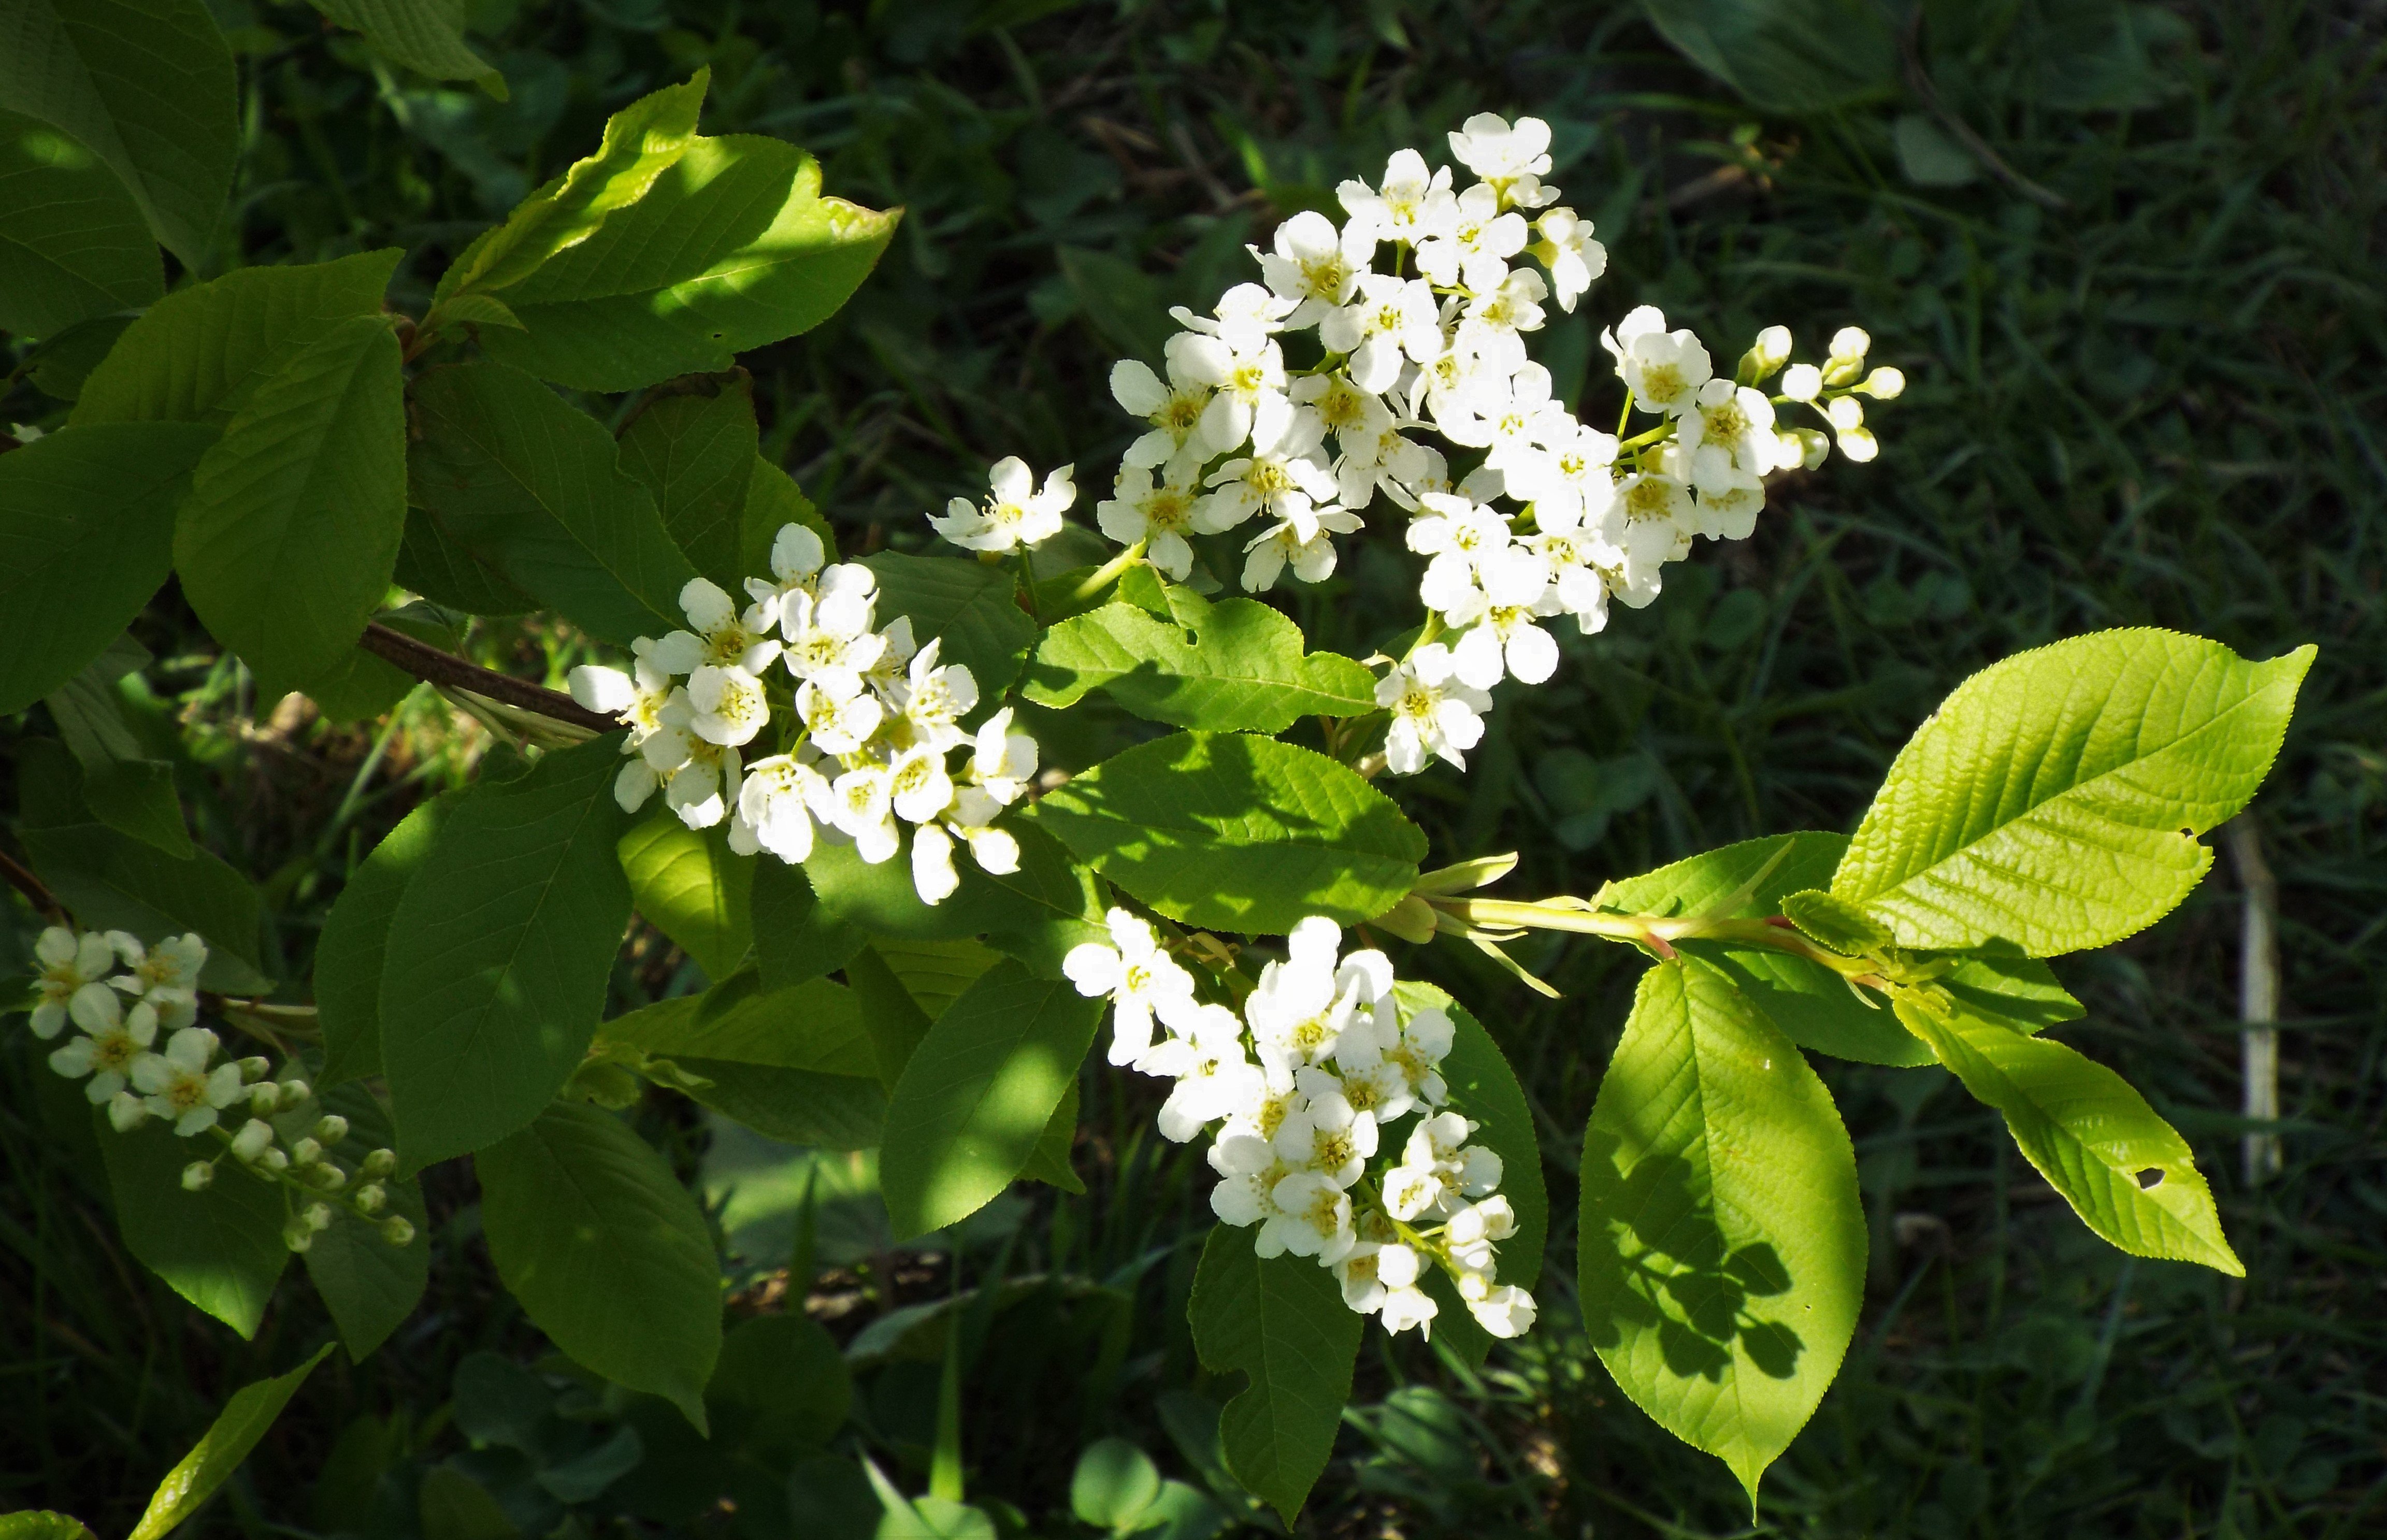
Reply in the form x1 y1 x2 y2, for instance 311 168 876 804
1188 1227 1362 1525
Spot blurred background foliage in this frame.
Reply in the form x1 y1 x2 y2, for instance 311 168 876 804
4 0 2384 1535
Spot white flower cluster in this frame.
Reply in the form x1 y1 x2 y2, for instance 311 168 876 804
1065 911 1536 1340
568 521 1042 907
18 926 412 1250
930 112 1899 779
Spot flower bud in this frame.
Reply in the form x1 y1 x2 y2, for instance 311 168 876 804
279 1078 311 1104
1828 325 1871 361
309 1163 348 1191
313 1114 349 1145
361 1148 396 1178
353 1183 387 1214
1795 426 1831 470
248 1082 281 1114
290 1136 322 1167
231 1118 275 1163
283 1220 314 1254
237 1056 272 1081
181 1161 215 1191
1861 365 1905 399
260 1147 290 1172
380 1215 416 1247
304 1202 334 1231
1780 363 1822 402
1736 324 1792 385
1826 395 1866 431
1835 425 1880 463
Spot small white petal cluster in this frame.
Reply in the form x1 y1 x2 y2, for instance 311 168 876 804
13 926 414 1249
568 522 1042 908
1066 912 1535 1341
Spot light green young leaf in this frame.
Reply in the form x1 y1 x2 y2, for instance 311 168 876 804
478 135 897 392
0 108 161 336
619 813 753 981
1895 999 2242 1273
0 1513 96 1540
175 314 405 684
0 420 217 716
18 738 270 991
436 70 706 301
407 361 703 644
476 1102 722 1431
878 960 1104 1239
380 734 632 1170
1578 959 1866 1509
1023 731 1427 934
618 375 759 594
293 1081 430 1358
0 0 237 267
859 550 1037 707
1832 629 2315 956
44 645 192 858
599 970 875 1076
667 1057 885 1149
126 1345 334 1540
309 0 505 98
317 794 454 1086
1071 1437 1162 1530
740 455 834 578
1777 888 1889 954
1187 1227 1362 1525
748 856 864 991
94 1110 287 1336
73 250 400 426
804 822 1100 966
1023 588 1378 732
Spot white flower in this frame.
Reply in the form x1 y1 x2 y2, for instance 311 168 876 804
1065 908 1202 1068
30 928 116 1040
1332 1239 1423 1314
130 1026 244 1136
781 569 887 701
796 679 884 756
1452 602 1560 689
664 739 741 830
731 754 833 863
910 822 960 905
894 638 980 753
48 990 159 1103
1288 371 1392 455
1273 1075 1376 1187
107 931 206 1012
1252 210 1375 327
1440 361 1570 476
1529 523 1619 635
1414 182 1529 293
1333 417 1434 512
1447 112 1554 189
1096 464 1201 580
1610 467 1696 592
1241 504 1361 593
1318 274 1443 395
743 521 829 615
861 613 918 698
1171 330 1289 456
1681 378 1781 481
1210 1145 1289 1233
1142 1005 1263 1141
1455 267 1550 375
931 456 1076 552
570 654 676 753
1171 280 1297 357
1377 644 1491 774
1377 1283 1440 1336
648 578 783 677
1464 1281 1537 1338
1505 418 1619 531
1110 339 1218 470
828 765 900 864
1690 466 1766 541
1196 405 1336 537
1263 1171 1357 1263
959 707 1038 810
886 744 955 826
1602 305 1713 416
1244 917 1359 1069
685 664 771 747
1529 206 1606 312
1336 149 1456 246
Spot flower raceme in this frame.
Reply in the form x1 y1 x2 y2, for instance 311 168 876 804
1066 911 1535 1342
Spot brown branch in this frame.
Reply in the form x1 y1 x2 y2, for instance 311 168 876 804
0 845 68 925
358 623 619 733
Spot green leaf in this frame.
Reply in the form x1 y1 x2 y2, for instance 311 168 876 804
1934 954 2084 1034
709 1312 852 1459
380 734 633 1170
22 311 134 401
18 737 269 991
317 794 453 1086
294 1081 430 1358
740 456 833 578
804 822 1101 965
414 1466 518 1540
0 1515 95 1540
174 314 405 683
94 1109 287 1336
1832 630 2316 956
878 959 1104 1240
477 1102 722 1429
436 71 704 301
477 134 897 392
44 643 192 857
619 376 759 595
0 420 217 715
126 1345 334 1540
252 604 451 726
601 971 876 1076
1023 589 1377 732
1390 982 1546 1368
1187 1226 1362 1525
0 0 237 267
749 856 862 991
394 503 537 618
1578 958 1866 1508
859 551 1036 708
1895 999 2241 1273
1019 1077 1084 1194
871 937 1002 1027
1023 731 1426 934
73 250 400 426
619 813 753 981
0 108 160 336
1638 0 1899 117
671 1056 885 1149
844 942 936 1088
1071 1437 1162 1530
1777 889 1889 954
309 0 504 97
407 362 703 645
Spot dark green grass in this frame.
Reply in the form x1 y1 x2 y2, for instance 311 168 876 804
3 0 2383 1534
